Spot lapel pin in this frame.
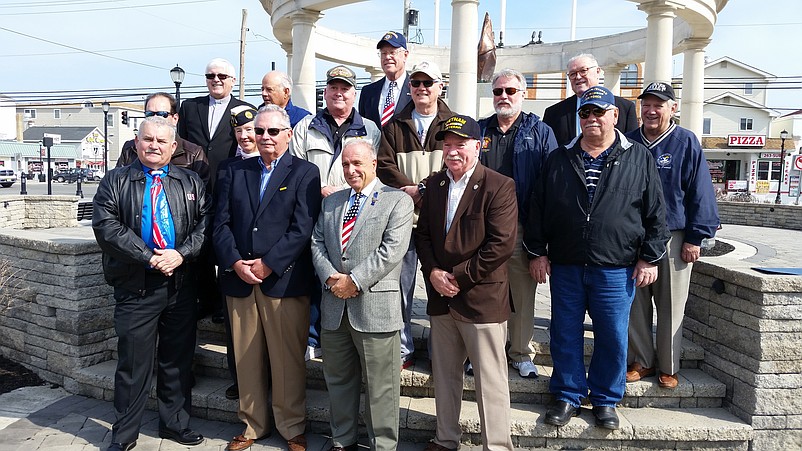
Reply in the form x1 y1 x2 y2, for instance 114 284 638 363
440 180 446 187
279 186 287 191
371 192 378 205
473 184 479 190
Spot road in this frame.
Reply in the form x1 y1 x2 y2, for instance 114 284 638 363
0 179 99 200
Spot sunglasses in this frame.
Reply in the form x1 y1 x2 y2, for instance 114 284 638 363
144 111 171 118
410 79 438 88
254 127 290 137
492 87 522 96
205 73 231 81
577 107 611 119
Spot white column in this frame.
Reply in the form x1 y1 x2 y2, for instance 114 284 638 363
282 43 293 75
289 10 321 112
367 68 384 82
449 0 479 116
434 0 441 46
681 38 710 139
638 1 680 85
603 64 626 96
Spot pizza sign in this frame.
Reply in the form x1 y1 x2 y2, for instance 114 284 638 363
728 135 766 147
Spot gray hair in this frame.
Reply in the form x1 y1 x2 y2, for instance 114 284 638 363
256 104 291 129
567 53 599 69
138 116 176 141
491 68 527 91
343 139 377 159
206 58 236 78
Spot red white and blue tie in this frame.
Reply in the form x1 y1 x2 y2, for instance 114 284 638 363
381 81 397 126
150 170 169 249
341 193 363 251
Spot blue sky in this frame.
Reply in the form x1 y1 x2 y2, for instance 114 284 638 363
0 0 799 110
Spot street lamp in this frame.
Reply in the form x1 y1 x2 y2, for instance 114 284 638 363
102 101 110 174
170 64 185 105
774 129 789 204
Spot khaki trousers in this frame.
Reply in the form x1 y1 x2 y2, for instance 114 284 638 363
227 290 309 440
628 231 693 374
507 224 537 363
429 314 513 451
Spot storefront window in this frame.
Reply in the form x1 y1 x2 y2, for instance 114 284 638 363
757 160 781 181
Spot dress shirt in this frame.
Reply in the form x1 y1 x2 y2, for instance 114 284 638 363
208 95 232 136
258 152 285 200
378 73 407 118
445 162 478 233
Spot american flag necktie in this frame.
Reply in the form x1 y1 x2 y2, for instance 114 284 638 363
150 170 169 249
381 81 396 126
341 193 363 251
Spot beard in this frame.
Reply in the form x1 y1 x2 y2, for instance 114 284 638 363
495 104 519 118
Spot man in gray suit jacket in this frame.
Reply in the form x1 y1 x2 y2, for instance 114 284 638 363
311 140 414 451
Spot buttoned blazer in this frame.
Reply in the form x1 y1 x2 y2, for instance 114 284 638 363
213 153 321 298
357 76 412 127
415 164 518 324
311 181 414 333
177 94 255 188
543 94 638 146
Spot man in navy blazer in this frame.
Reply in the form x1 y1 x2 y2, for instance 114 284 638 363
213 104 321 451
543 53 638 146
357 31 412 127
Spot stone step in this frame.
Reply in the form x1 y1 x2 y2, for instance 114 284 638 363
65 361 752 450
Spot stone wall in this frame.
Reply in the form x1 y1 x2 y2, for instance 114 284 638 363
717 201 802 231
0 195 79 229
0 226 115 385
686 261 802 450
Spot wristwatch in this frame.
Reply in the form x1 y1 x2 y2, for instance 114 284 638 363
417 181 426 195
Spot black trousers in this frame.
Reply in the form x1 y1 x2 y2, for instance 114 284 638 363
111 276 197 443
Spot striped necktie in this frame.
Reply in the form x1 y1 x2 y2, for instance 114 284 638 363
381 81 397 126
341 193 363 251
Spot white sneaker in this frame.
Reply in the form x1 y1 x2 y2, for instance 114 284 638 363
512 360 539 378
305 345 322 361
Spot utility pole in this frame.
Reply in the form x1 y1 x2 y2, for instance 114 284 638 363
403 0 411 37
239 9 247 100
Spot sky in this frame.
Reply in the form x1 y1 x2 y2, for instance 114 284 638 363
1 0 800 111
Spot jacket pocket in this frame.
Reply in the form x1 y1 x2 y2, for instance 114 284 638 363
368 279 399 293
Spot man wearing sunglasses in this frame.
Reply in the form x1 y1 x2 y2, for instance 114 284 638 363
625 82 719 390
213 105 321 451
477 68 558 380
543 53 638 146
377 61 453 370
117 93 209 185
358 31 412 127
524 86 669 430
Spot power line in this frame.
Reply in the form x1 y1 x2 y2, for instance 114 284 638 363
0 0 220 16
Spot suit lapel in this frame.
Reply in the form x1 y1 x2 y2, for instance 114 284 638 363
430 173 449 236
567 95 577 138
445 165 484 240
255 154 292 219
198 96 211 143
331 190 348 255
347 181 383 247
211 96 234 141
243 159 261 214
396 80 412 117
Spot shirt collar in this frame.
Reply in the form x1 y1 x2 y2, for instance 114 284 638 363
142 163 169 175
447 160 478 185
350 177 379 198
258 151 285 171
209 95 231 106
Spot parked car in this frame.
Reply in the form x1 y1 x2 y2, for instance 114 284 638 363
0 169 17 188
53 168 96 183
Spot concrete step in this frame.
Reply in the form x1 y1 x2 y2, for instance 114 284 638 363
65 361 752 450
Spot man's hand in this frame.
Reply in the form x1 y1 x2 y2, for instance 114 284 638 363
232 259 262 285
528 256 550 283
150 249 184 277
331 273 359 299
681 242 701 263
430 268 460 297
632 259 658 287
321 185 338 198
250 259 273 280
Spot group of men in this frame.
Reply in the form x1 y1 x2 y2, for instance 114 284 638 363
92 29 718 451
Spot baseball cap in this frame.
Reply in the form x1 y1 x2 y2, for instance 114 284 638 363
434 115 481 141
638 81 676 101
230 105 258 127
578 86 616 111
377 31 407 50
326 65 357 87
410 61 443 81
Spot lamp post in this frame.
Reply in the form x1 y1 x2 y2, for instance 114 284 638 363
170 64 185 105
102 101 110 174
774 129 789 204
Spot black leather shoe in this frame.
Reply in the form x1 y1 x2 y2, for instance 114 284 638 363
592 406 620 430
107 442 136 451
544 401 579 427
225 383 239 400
159 428 204 446
329 444 358 451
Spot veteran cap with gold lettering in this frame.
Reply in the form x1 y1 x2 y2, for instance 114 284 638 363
434 114 481 141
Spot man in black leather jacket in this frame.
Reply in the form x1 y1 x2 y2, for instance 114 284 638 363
92 116 211 451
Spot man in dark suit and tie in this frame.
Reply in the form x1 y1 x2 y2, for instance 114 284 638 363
543 53 638 146
213 105 321 451
311 140 413 451
416 115 518 451
357 31 412 127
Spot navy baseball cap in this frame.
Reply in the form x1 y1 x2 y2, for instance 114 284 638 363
435 115 481 141
377 31 407 50
578 86 616 111
638 81 676 101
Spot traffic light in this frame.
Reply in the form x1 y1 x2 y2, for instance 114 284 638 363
121 111 129 126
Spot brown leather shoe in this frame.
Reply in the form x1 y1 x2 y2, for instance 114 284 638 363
626 362 655 382
227 435 254 451
287 434 307 451
658 372 679 389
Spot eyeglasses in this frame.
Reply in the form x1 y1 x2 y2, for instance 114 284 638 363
379 49 405 58
205 73 231 81
577 107 611 119
567 66 598 80
144 111 171 118
410 79 439 88
254 127 290 137
492 87 522 96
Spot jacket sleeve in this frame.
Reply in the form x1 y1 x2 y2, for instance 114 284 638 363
639 152 670 263
414 180 437 278
310 200 338 284
289 118 309 160
523 152 551 258
174 173 211 261
177 101 189 140
189 144 211 187
211 164 241 269
452 177 518 291
92 172 153 265
682 136 720 245
377 123 415 188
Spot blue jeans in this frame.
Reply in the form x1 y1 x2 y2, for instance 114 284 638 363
549 264 635 407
